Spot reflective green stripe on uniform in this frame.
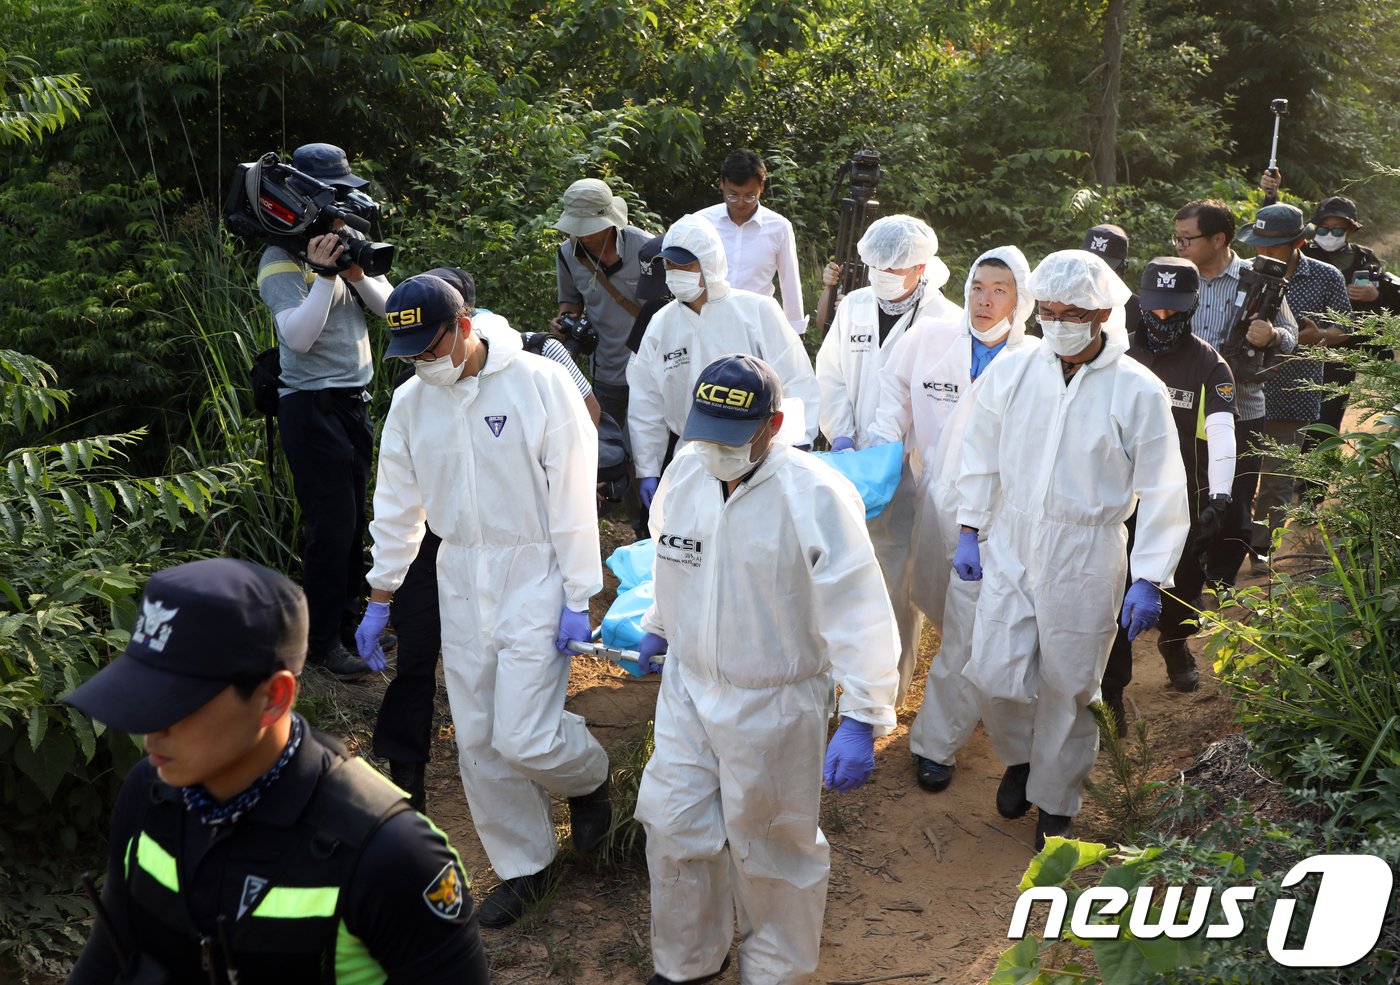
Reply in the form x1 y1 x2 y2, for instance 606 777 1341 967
134 831 180 892
257 260 316 288
251 885 340 918
1196 383 1208 441
335 918 388 985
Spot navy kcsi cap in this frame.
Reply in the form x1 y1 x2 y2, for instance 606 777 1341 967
62 558 309 733
682 354 783 447
383 274 467 359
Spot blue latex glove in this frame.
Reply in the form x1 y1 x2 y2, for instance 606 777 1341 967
638 477 660 509
830 436 856 453
1120 579 1162 641
354 601 391 671
823 717 875 792
952 529 982 582
555 606 591 657
637 632 668 676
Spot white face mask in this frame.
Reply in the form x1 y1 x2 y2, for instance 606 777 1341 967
693 439 756 481
869 268 914 301
1040 318 1096 357
1313 228 1348 252
970 317 1012 345
414 335 464 386
666 269 706 303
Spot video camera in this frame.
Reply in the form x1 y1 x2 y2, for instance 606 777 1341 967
1220 254 1289 383
223 153 394 277
823 149 883 332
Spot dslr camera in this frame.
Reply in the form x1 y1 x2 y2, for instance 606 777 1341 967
555 311 599 356
223 153 394 277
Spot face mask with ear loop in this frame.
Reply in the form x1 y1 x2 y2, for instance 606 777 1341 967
693 440 756 481
1040 318 1097 357
413 327 464 386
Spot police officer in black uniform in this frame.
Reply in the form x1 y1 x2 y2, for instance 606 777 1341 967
1100 258 1237 734
62 558 489 984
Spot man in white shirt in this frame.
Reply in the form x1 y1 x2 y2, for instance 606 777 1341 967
698 148 807 334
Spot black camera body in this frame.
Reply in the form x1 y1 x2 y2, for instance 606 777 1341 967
556 311 599 356
223 153 395 277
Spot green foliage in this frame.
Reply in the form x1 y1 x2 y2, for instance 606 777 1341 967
0 51 89 145
0 347 252 977
1085 702 1167 844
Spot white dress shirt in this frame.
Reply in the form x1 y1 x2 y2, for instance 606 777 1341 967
698 202 807 334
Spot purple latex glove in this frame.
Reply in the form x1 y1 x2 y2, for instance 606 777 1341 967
952 529 982 582
830 436 855 452
823 717 875 792
637 632 668 676
354 601 391 671
638 477 660 509
555 606 592 656
1120 579 1162 641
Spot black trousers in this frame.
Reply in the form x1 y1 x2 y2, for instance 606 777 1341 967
1102 508 1210 697
372 530 442 764
277 388 373 653
1203 416 1265 587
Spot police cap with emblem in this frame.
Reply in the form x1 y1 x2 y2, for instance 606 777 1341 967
1082 224 1129 274
382 274 467 359
683 354 783 446
62 558 308 733
1139 256 1200 312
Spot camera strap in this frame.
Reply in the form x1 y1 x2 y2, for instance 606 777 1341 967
576 245 641 318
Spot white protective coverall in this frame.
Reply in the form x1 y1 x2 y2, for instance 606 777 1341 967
635 443 899 984
955 253 1189 816
869 246 1039 766
366 317 608 878
816 269 961 706
626 215 820 478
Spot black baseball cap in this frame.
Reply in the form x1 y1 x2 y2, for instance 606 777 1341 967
656 245 698 265
1236 204 1308 246
1082 224 1129 272
383 274 465 359
637 234 669 302
290 142 368 189
1139 256 1200 311
62 559 308 733
1311 195 1363 230
682 354 783 446
423 266 477 311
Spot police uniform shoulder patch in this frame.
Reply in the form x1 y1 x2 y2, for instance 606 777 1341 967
422 861 464 920
1215 382 1235 403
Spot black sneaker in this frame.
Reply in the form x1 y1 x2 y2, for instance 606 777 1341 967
1158 640 1200 693
996 763 1032 819
478 868 554 928
309 642 370 682
1034 809 1073 851
389 760 426 813
913 755 954 792
568 777 612 856
1100 690 1128 738
647 955 731 985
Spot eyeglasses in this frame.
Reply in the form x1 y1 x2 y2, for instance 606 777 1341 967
1173 234 1208 248
394 324 453 363
723 192 760 205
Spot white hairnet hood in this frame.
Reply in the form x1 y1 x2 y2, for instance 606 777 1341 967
858 214 950 291
1027 249 1132 311
663 213 730 302
961 245 1033 344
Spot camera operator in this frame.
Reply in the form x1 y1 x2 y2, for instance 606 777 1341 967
257 142 392 681
1237 202 1351 566
552 178 653 441
1173 199 1298 587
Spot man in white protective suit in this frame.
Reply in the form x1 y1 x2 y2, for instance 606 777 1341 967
627 213 821 511
632 354 900 985
815 214 960 707
355 274 610 928
952 250 1189 849
867 246 1039 794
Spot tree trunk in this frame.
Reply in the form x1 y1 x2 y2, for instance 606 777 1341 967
1094 0 1129 187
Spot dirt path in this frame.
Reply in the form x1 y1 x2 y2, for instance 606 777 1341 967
414 537 1242 985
